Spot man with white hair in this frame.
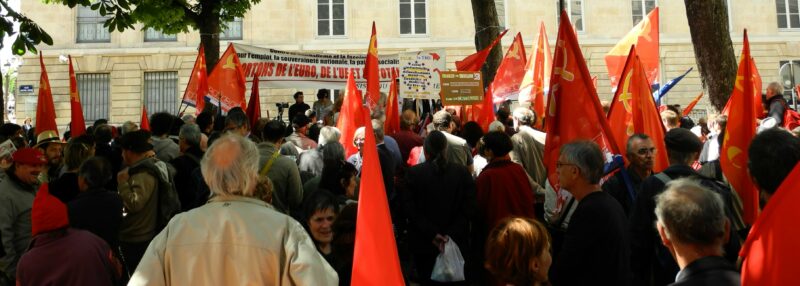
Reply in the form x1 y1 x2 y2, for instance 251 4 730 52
655 179 739 286
129 134 338 285
170 124 205 211
297 126 341 179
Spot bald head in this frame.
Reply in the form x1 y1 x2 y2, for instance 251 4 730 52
201 134 260 197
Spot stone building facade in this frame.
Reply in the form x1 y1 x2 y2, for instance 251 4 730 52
13 0 800 130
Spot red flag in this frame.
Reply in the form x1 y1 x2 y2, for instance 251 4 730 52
68 55 86 138
364 22 380 108
720 30 759 224
337 70 366 158
474 86 496 132
751 60 764 118
140 106 150 132
384 73 400 135
519 22 552 130
182 45 209 115
607 46 669 173
606 7 660 88
246 76 261 133
491 33 527 104
456 29 510 72
544 11 621 194
351 95 404 286
36 52 59 139
741 162 800 285
208 43 246 112
682 92 704 117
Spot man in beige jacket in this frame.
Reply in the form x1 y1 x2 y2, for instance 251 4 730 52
129 134 338 286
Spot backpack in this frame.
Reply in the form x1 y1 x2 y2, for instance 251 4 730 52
129 158 182 232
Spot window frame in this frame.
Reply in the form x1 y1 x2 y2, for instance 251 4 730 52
777 0 800 30
557 0 585 33
220 17 244 41
144 28 178 42
143 71 180 115
76 6 112 43
496 0 508 29
631 0 658 26
317 0 347 38
76 73 110 122
399 0 429 36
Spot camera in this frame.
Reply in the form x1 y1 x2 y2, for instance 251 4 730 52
275 102 289 108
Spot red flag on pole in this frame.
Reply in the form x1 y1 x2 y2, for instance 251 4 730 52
519 22 552 130
456 29 510 72
208 43 246 112
182 45 209 115
246 76 261 134
140 106 150 132
364 22 380 108
351 98 404 286
68 55 86 138
476 87 495 132
682 92 704 117
337 70 366 158
741 162 800 285
36 52 59 140
544 10 622 194
491 32 527 104
720 30 759 225
605 7 660 88
607 46 669 173
384 73 400 135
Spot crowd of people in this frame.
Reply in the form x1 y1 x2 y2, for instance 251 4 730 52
0 83 798 286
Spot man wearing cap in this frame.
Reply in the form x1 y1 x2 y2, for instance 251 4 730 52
34 132 64 183
285 114 318 153
115 130 173 274
629 128 744 286
0 148 46 284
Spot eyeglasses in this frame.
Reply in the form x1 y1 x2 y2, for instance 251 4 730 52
556 161 575 168
635 148 657 155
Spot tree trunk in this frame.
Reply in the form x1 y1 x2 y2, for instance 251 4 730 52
470 0 504 87
198 0 221 71
684 0 737 111
0 73 4 124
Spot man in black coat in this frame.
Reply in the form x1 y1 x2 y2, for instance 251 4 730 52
92 124 123 190
549 141 630 286
654 179 740 286
602 133 655 216
67 156 123 251
170 124 205 211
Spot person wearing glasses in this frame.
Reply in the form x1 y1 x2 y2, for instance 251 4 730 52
601 134 656 216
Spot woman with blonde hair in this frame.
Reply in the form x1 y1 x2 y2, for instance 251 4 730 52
485 217 552 286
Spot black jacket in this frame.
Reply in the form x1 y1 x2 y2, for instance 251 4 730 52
94 143 123 190
670 256 740 286
767 96 787 126
169 147 205 211
550 191 631 286
67 188 124 249
49 172 80 203
602 167 647 217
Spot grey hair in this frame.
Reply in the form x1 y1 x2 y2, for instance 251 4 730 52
121 121 139 135
201 134 260 197
655 178 727 247
371 119 385 142
318 126 341 146
626 133 651 156
179 123 202 148
767 81 784 95
559 141 604 184
512 107 536 127
322 141 345 161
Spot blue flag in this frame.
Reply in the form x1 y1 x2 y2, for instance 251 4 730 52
652 67 693 105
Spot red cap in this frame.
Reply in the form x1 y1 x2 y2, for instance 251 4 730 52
32 183 69 237
12 147 47 166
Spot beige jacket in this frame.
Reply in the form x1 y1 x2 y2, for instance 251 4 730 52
129 195 338 286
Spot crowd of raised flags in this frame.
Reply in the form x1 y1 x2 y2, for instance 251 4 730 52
2 7 800 286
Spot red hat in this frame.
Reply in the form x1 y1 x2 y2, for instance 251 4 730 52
12 147 47 166
31 183 69 237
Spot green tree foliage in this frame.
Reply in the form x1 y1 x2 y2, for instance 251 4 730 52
1 0 53 55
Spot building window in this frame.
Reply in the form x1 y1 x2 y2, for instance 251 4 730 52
557 0 584 32
777 0 800 29
400 0 426 35
220 18 243 40
76 73 109 121
144 28 177 42
76 6 111 43
632 0 657 25
496 0 506 28
144 72 179 115
318 0 345 36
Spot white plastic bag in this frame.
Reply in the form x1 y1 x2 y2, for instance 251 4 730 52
430 239 466 282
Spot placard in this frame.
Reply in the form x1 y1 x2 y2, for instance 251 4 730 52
440 71 484 105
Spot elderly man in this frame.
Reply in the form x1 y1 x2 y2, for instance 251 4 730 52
764 82 787 126
655 179 739 286
170 124 205 211
130 134 337 285
509 107 547 189
602 134 656 216
225 107 250 137
630 128 744 286
432 110 473 174
550 141 630 286
0 148 46 284
258 120 303 215
297 126 341 179
150 112 181 163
